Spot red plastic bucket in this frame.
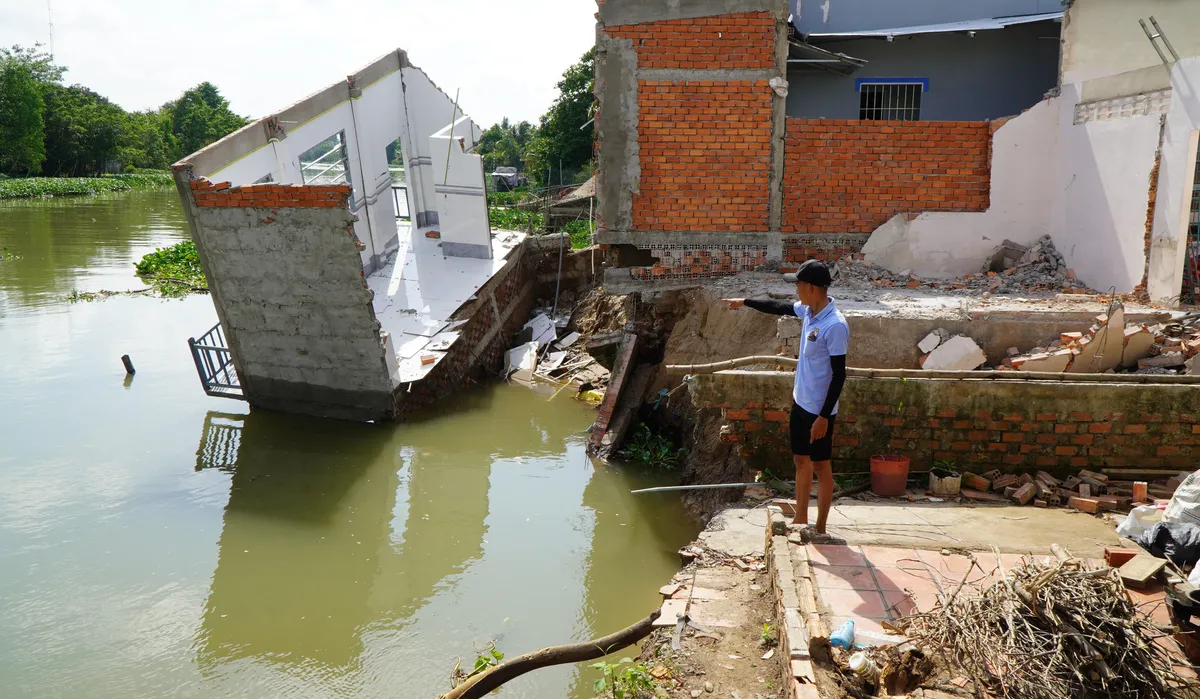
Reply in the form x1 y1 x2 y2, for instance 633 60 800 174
870 454 911 497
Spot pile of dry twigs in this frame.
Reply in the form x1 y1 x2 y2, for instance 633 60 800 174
895 548 1194 698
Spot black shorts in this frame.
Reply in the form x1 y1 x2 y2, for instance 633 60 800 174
790 404 836 461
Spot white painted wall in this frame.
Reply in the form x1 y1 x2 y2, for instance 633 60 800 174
862 97 1060 278
1063 0 1200 87
1052 83 1161 294
430 116 491 258
1148 57 1200 304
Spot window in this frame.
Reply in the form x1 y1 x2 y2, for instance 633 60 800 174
299 131 353 185
857 79 927 121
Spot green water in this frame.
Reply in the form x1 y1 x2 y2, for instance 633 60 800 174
0 190 699 698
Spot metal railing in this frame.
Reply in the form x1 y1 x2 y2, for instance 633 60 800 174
194 412 244 472
188 323 244 400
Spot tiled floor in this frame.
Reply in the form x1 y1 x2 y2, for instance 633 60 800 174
807 543 1141 641
367 224 525 383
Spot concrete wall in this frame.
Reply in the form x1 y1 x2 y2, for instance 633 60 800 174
1062 0 1200 88
792 0 1060 34
692 370 1200 473
1148 57 1200 304
178 181 397 422
1053 83 1162 295
861 98 1059 278
786 23 1060 121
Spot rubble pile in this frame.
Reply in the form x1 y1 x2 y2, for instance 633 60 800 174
505 305 612 399
955 467 1186 515
892 551 1191 699
833 235 1091 295
1002 303 1200 375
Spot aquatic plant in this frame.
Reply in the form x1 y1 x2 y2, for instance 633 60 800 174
134 240 207 296
0 172 173 200
618 424 685 471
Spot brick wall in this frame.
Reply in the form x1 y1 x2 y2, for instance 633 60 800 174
634 80 774 232
693 371 1200 474
604 11 776 70
189 179 351 208
782 119 992 235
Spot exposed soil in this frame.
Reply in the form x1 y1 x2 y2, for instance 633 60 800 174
639 552 789 698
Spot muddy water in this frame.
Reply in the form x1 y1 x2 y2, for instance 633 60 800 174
0 190 699 698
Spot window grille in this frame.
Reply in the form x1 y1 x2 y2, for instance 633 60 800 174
858 82 923 121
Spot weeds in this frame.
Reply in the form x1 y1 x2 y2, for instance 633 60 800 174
618 424 685 471
563 219 594 249
134 240 208 296
489 206 546 232
591 658 661 699
0 172 173 200
0 247 18 262
760 623 777 647
450 642 505 689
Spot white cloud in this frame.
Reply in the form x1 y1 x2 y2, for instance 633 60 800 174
0 0 597 126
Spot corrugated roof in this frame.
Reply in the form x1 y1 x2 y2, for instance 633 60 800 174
807 11 1063 40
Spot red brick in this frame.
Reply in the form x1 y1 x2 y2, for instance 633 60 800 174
1088 423 1113 434
1054 446 1078 456
764 410 788 422
1002 432 1024 443
1125 424 1148 434
1069 412 1094 422
1069 497 1100 514
1054 424 1077 434
725 409 750 420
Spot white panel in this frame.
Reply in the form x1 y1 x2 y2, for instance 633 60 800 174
1148 57 1200 303
429 116 491 257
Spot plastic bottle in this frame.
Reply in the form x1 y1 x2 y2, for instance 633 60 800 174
829 619 855 649
848 652 879 682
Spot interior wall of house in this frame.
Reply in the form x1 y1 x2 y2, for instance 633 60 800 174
1148 57 1200 304
785 22 1060 121
1062 0 1200 87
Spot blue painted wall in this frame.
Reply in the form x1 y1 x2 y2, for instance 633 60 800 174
785 21 1060 121
790 0 1064 34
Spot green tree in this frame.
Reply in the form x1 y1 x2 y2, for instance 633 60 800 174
171 81 248 159
0 44 65 84
525 49 594 186
477 117 536 173
120 108 175 170
41 84 125 176
0 61 46 175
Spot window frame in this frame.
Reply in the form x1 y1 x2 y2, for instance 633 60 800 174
856 78 928 122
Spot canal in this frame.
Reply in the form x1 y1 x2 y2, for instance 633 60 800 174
0 189 700 698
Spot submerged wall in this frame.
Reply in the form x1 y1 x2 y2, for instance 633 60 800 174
692 370 1200 473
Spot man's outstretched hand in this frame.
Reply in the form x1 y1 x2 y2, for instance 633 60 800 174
722 298 745 309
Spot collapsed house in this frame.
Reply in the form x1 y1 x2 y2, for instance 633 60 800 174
595 0 1200 304
175 50 533 421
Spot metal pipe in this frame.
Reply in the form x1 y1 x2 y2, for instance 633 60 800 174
1150 16 1181 61
630 482 782 494
1139 19 1173 67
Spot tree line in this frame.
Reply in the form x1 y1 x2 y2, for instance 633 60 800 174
0 45 248 177
476 49 595 188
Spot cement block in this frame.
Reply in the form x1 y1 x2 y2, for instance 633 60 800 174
917 331 942 354
923 335 986 371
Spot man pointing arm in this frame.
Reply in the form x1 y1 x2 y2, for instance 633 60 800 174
724 260 849 535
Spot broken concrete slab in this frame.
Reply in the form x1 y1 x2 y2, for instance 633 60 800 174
917 331 943 354
922 335 986 371
1015 349 1073 373
1068 306 1125 373
1122 326 1156 368
1139 352 1185 369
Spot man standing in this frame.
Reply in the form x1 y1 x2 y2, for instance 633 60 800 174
724 260 849 535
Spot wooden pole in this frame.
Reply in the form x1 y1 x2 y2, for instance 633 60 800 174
121 355 136 375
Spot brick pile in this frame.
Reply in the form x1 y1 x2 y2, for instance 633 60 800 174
957 468 1184 515
188 178 351 208
782 119 991 235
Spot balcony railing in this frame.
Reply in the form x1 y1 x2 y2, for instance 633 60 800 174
188 323 244 400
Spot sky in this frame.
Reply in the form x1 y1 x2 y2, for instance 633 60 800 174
0 0 597 127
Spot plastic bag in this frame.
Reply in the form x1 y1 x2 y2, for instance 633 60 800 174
1137 521 1200 567
1165 471 1200 527
1117 505 1159 540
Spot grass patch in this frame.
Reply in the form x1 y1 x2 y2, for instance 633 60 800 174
563 219 594 249
134 240 207 296
489 205 546 232
618 423 685 471
0 172 174 200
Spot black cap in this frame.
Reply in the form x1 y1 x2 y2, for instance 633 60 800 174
783 259 832 287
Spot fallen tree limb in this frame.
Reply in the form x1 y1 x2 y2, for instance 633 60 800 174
665 356 797 374
438 609 661 699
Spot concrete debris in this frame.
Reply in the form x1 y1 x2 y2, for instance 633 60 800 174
504 341 539 384
917 331 943 354
922 335 986 371
996 302 1200 375
522 313 556 349
835 234 1091 295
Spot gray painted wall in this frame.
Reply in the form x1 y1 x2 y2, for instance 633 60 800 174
792 0 1063 33
786 22 1060 121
